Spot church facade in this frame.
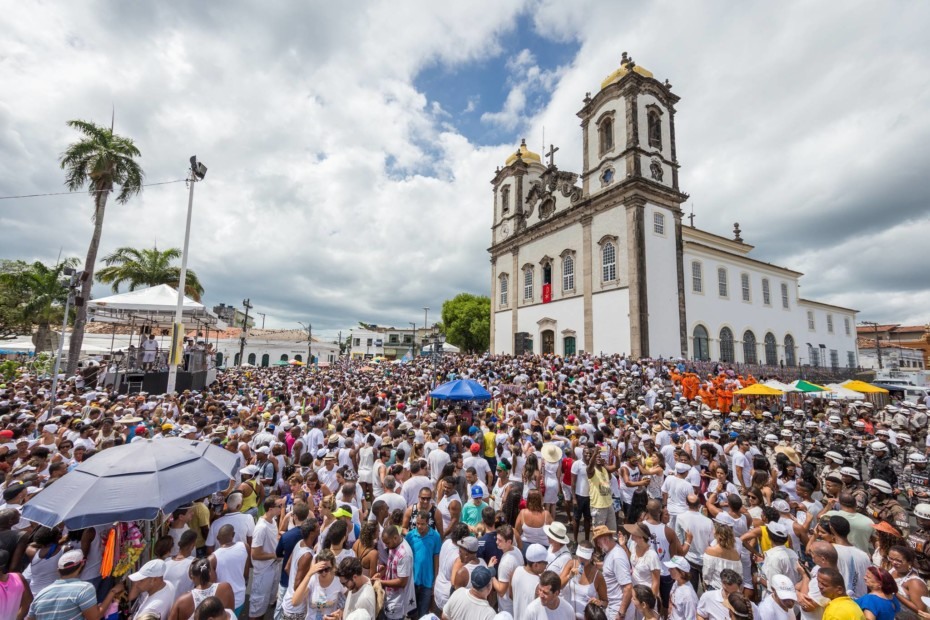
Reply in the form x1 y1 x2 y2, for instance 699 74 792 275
489 54 858 368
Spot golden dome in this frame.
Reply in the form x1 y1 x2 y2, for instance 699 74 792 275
505 138 541 166
600 52 653 90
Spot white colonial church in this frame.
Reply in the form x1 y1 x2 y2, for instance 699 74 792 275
489 54 858 368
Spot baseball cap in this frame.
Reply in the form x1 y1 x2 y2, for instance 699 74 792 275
470 486 484 499
770 574 798 601
767 522 789 538
526 543 548 563
471 566 492 589
129 559 167 581
332 507 353 519
772 499 791 513
437 437 449 445
58 549 85 569
663 556 690 574
674 462 690 474
457 536 479 553
469 443 481 454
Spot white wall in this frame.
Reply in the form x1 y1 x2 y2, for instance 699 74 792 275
592 288 631 355
644 204 681 358
494 310 513 354
797 304 859 369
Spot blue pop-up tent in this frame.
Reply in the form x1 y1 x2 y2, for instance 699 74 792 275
430 379 492 401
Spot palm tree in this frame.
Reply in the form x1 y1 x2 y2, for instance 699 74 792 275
0 259 79 353
96 246 205 301
60 119 144 375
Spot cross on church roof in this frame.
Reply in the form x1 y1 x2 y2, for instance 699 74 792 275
546 144 559 168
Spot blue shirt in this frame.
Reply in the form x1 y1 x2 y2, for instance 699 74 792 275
276 526 305 587
404 528 442 588
855 593 900 620
27 578 97 620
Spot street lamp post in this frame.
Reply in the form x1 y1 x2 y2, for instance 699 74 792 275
409 322 416 358
49 268 87 410
166 156 206 395
237 299 252 366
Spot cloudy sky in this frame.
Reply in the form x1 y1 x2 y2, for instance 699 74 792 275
2 1 929 340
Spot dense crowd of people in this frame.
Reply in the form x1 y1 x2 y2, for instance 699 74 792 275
1 353 930 620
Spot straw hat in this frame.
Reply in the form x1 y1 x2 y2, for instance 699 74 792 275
541 443 563 464
774 445 801 465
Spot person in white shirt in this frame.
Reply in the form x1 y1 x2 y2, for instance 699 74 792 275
511 544 549 620
675 494 714 591
249 497 282 620
661 463 693 529
127 559 176 619
524 570 574 620
664 557 698 620
697 568 761 620
205 493 254 552
209 525 249 614
489 524 523 615
757 574 798 620
428 439 452 482
592 525 633 620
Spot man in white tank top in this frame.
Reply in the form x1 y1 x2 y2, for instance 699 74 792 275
642 499 681 613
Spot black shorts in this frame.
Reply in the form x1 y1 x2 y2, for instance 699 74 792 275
574 495 591 519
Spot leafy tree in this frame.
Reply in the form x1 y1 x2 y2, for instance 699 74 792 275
0 260 31 340
0 259 79 351
440 293 490 354
60 119 144 375
96 246 205 301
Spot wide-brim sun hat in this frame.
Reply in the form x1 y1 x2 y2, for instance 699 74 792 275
541 443 563 463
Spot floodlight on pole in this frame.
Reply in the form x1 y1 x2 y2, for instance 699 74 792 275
166 156 206 394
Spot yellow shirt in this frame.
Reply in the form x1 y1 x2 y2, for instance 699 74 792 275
189 501 211 548
484 431 497 457
589 467 612 509
823 596 865 620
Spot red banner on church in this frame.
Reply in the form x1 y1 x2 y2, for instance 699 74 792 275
542 283 552 303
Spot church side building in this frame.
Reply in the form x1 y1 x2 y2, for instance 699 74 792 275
489 54 858 367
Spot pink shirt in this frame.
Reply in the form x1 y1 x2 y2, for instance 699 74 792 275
0 572 25 620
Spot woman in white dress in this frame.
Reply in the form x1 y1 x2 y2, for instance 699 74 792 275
357 436 376 497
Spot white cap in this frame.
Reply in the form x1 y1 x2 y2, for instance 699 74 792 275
42 424 58 433
674 462 690 474
240 465 259 476
58 549 85 569
525 543 548 563
767 522 789 538
770 574 798 601
438 437 449 445
663 555 691 573
256 446 271 454
772 499 791 513
129 559 166 581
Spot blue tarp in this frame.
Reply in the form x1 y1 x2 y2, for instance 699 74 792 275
430 378 492 401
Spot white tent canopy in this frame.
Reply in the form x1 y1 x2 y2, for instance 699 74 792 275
87 284 226 329
823 383 865 400
764 380 798 393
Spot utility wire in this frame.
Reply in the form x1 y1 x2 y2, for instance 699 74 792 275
0 179 188 200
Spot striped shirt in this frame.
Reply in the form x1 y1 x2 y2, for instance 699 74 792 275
27 578 96 620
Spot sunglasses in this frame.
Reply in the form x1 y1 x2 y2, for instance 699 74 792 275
320 567 332 574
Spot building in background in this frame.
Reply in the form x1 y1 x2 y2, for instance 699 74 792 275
212 303 255 329
488 54 858 367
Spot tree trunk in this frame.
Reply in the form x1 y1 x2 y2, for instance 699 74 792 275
34 322 51 354
66 188 109 375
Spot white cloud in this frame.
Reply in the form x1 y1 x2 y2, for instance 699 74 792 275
1 0 929 336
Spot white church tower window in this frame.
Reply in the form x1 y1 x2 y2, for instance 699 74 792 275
717 267 729 298
691 261 703 293
562 254 575 292
499 274 509 306
501 186 510 214
523 266 534 301
601 242 617 282
653 212 665 235
598 115 614 155
647 108 662 149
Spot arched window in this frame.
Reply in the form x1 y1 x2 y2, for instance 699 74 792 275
523 266 534 301
562 255 575 291
233 353 241 366
247 353 256 365
764 333 777 366
500 274 509 306
563 336 576 356
693 325 710 361
501 186 510 214
280 354 288 361
602 243 617 282
719 327 734 363
261 353 270 367
648 109 662 149
215 352 224 367
598 116 614 154
743 330 757 364
783 335 795 366
294 354 302 362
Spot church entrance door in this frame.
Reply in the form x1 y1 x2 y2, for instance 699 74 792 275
541 330 555 354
